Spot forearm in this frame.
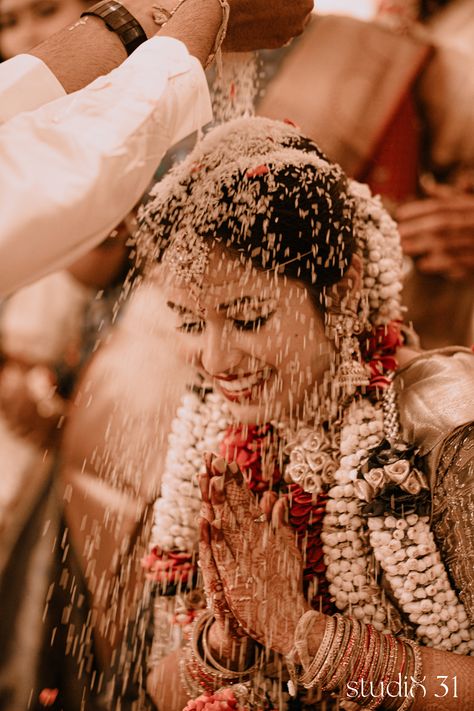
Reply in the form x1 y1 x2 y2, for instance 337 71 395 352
412 646 474 711
148 649 190 711
29 0 221 93
304 618 474 710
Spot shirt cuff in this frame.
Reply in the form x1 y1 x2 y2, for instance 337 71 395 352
0 54 66 124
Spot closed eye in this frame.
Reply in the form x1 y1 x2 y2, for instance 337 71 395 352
233 313 275 332
177 320 205 334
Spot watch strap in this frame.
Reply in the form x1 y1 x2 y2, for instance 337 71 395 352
81 0 147 56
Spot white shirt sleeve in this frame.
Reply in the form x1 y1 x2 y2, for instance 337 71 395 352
0 53 66 123
0 37 212 297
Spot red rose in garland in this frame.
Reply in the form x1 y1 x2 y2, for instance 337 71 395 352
219 424 281 494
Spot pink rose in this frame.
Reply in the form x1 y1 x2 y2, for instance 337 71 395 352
302 432 327 454
182 689 242 711
364 467 386 493
401 469 429 495
289 449 306 466
302 472 323 495
354 479 375 502
384 459 411 485
285 462 307 484
39 689 58 707
384 459 411 486
305 450 330 473
321 459 337 484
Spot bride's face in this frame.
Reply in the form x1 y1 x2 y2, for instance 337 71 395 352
154 246 332 423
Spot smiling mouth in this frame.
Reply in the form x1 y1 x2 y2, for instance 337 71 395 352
216 369 272 402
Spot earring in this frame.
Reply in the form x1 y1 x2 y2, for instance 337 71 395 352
327 308 369 397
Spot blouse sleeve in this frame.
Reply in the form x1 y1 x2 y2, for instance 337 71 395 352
431 422 474 624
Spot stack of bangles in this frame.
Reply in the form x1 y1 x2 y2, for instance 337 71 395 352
180 610 261 698
286 611 423 710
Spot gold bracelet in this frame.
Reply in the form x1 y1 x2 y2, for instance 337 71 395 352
396 640 423 711
299 615 337 688
201 612 259 678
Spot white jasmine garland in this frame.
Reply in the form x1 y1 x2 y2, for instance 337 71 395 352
150 386 474 655
322 397 474 654
348 179 403 330
150 390 231 554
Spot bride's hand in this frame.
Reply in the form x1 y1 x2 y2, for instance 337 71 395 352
199 453 309 657
199 499 254 669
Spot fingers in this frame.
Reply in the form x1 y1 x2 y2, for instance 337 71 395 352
260 490 278 521
271 496 289 529
199 518 230 631
396 195 474 244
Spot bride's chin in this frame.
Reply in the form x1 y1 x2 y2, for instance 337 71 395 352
225 395 280 425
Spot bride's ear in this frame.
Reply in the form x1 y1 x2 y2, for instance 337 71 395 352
326 253 362 311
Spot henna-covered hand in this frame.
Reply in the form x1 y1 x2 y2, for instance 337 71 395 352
199 453 308 657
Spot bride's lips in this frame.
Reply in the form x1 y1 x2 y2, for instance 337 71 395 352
215 369 272 402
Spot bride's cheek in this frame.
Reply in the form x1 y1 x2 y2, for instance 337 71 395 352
173 337 201 365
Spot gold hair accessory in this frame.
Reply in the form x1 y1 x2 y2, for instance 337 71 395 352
162 230 210 289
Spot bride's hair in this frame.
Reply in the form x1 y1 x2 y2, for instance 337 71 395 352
139 118 355 292
137 117 402 329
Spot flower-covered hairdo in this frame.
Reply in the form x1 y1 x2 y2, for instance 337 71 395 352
137 117 403 334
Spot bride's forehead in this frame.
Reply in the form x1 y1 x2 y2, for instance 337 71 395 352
152 245 310 308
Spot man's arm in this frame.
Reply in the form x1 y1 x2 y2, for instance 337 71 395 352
29 0 222 93
28 0 313 93
0 35 213 296
0 0 313 296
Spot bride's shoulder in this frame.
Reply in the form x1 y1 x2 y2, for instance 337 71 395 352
394 346 474 457
396 345 474 381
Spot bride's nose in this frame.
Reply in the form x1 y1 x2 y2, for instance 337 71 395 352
200 323 243 376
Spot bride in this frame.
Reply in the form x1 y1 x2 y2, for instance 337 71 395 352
134 117 474 710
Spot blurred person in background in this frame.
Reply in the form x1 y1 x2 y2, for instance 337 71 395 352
0 0 129 503
0 0 90 59
258 0 474 348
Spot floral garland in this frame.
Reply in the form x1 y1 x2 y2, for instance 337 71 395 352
145 393 336 616
146 340 474 665
321 394 474 654
143 391 231 589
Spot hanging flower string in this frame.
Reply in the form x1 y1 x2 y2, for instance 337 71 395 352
143 392 232 592
360 320 404 390
287 484 333 614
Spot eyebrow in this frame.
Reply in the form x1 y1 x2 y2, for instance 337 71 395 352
166 296 273 315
